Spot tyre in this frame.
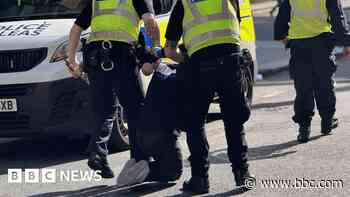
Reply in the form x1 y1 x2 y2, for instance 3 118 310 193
240 48 254 107
241 62 254 107
108 97 129 152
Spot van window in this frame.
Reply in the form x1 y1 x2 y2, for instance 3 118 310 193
154 0 174 15
0 0 88 21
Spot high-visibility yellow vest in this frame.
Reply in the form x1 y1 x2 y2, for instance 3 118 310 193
239 0 256 42
288 0 332 39
89 0 140 43
182 0 240 57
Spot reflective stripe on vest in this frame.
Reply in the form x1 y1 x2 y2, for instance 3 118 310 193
89 32 136 43
185 29 237 52
89 0 139 43
288 0 331 39
182 0 240 56
291 0 323 17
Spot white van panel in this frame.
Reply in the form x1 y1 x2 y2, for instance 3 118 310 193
0 19 80 84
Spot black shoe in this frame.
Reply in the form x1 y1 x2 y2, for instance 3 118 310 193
233 168 255 190
321 118 338 135
87 155 115 178
297 123 311 143
182 177 209 194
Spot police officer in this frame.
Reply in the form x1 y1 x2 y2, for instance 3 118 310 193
274 0 350 143
163 0 253 194
67 0 160 178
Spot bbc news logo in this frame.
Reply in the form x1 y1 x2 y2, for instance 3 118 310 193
8 169 102 183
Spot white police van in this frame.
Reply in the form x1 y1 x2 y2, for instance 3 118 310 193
0 0 175 151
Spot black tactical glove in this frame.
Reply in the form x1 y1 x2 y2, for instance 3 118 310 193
134 44 160 66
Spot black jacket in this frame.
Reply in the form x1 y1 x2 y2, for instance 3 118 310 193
274 0 350 46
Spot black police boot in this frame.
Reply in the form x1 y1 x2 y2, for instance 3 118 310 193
297 122 311 143
233 168 255 190
321 118 338 135
182 176 209 194
87 154 115 178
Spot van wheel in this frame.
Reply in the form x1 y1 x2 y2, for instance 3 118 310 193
108 98 129 152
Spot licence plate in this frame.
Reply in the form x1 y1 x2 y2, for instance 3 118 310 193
0 99 18 112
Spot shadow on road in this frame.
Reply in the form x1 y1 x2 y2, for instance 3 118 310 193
209 135 323 164
0 136 124 176
203 188 249 197
30 182 176 197
164 187 248 197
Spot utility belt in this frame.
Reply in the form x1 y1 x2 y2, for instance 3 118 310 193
196 52 242 67
83 40 136 72
191 49 253 76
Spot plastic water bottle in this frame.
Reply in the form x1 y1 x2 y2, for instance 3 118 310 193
141 27 153 49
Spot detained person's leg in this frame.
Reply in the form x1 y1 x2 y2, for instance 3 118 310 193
114 53 150 186
146 131 183 182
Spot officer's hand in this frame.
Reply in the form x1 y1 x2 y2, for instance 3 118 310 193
279 38 289 45
141 59 161 76
141 62 154 76
164 46 185 63
65 59 82 79
164 46 176 58
342 47 350 59
142 13 159 45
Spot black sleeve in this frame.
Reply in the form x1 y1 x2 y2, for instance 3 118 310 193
133 0 154 18
230 0 241 22
74 2 92 30
326 0 350 46
273 0 291 40
165 0 184 42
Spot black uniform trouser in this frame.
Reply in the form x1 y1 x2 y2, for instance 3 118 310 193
185 51 251 178
289 34 337 124
85 42 144 160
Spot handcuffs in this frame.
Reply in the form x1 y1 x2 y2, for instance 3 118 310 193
100 40 115 71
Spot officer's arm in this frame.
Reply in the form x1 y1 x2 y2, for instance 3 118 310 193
230 0 241 23
164 0 185 63
273 0 291 43
142 14 161 47
66 24 84 78
327 0 350 58
327 0 350 45
68 24 83 66
137 0 161 47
